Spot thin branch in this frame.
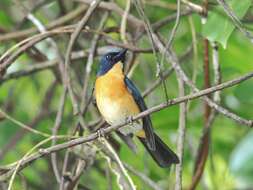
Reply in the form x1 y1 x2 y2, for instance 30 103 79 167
181 0 204 15
51 88 67 183
65 160 87 190
142 45 192 98
76 0 143 28
0 50 86 85
211 42 221 103
0 109 50 138
151 33 253 127
64 0 102 115
59 3 103 187
164 0 181 49
20 8 67 184
1 70 253 181
80 12 108 114
175 80 187 190
7 137 54 190
190 38 211 190
124 164 162 190
0 81 57 160
120 0 131 43
73 0 249 126
0 6 87 42
216 0 253 43
100 139 136 190
132 0 169 104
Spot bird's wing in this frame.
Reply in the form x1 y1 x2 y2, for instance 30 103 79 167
124 76 155 150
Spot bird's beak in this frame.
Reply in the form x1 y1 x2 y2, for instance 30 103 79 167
113 49 127 63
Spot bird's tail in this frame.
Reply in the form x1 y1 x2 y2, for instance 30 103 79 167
138 133 179 167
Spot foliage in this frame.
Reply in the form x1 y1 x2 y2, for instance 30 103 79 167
0 0 253 190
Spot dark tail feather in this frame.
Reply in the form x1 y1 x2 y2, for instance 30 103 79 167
139 133 179 168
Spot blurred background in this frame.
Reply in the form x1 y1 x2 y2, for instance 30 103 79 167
0 0 253 189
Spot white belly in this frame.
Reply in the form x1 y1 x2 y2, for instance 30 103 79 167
97 97 142 135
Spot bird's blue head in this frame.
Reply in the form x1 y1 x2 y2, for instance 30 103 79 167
97 49 127 76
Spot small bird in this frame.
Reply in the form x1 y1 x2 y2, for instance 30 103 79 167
95 49 179 167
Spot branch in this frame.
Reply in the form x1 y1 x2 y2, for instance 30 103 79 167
76 0 143 28
64 0 102 115
0 6 87 42
76 0 252 128
175 80 187 190
1 70 252 181
216 0 253 43
124 164 162 190
190 38 210 190
152 33 253 127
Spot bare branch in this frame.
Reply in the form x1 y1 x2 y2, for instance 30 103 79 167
1 70 252 182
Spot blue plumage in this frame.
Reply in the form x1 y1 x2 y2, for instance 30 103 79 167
97 50 127 76
95 48 179 167
124 76 155 150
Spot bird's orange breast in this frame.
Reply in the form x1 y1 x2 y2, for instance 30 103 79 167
95 63 140 126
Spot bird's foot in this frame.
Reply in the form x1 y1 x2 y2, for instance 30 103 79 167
125 116 134 125
97 128 106 140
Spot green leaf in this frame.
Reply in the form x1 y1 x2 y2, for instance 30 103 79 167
202 0 251 48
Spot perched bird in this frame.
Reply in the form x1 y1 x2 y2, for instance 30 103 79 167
95 49 179 167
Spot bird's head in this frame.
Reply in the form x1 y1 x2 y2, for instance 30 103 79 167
97 49 127 76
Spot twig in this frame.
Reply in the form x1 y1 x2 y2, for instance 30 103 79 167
0 1 189 77
0 109 50 137
132 0 160 73
59 3 102 187
211 42 221 103
1 44 151 85
216 0 253 43
0 81 57 160
64 0 102 115
190 38 210 190
80 12 108 114
1 71 253 181
101 139 136 190
105 39 155 53
51 88 67 183
132 0 169 104
125 164 162 190
188 16 198 84
144 0 177 10
0 6 87 42
160 0 181 103
76 0 143 28
7 137 53 190
21 8 67 184
164 0 181 50
60 149 71 190
0 26 72 75
142 46 192 98
105 164 113 190
175 80 187 190
120 0 131 43
135 9 192 41
151 33 253 127
152 10 192 32
181 0 204 15
65 160 87 190
0 50 86 85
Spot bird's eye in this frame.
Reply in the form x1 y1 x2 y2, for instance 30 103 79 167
106 55 111 60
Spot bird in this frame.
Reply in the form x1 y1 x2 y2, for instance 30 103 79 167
94 49 179 167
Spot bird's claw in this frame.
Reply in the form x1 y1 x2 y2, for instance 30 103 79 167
97 128 106 140
126 116 133 125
